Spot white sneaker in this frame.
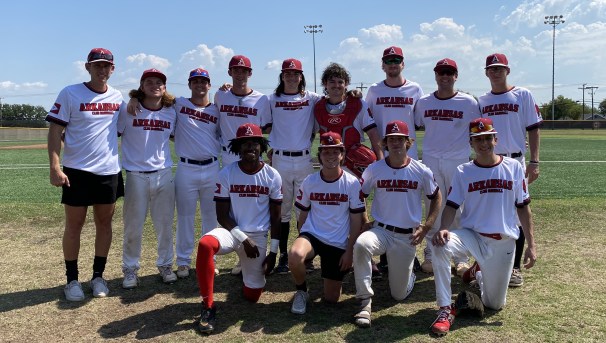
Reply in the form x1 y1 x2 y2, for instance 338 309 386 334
159 266 177 283
291 290 309 314
122 268 139 289
90 277 109 298
176 265 190 279
405 272 416 299
231 260 242 275
64 280 85 301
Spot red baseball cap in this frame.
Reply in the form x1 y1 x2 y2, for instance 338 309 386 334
319 132 345 148
382 46 404 61
469 118 498 137
282 58 303 72
434 58 458 72
229 55 252 70
188 68 210 82
87 48 114 64
235 123 263 140
384 120 410 137
485 53 509 69
140 68 167 83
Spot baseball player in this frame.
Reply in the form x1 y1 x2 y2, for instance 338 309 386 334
413 58 481 275
365 46 424 274
352 120 441 328
267 58 322 274
47 48 123 301
195 123 282 334
289 132 365 315
119 68 178 288
478 53 542 287
429 118 537 336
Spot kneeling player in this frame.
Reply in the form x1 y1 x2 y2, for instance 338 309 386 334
195 123 282 334
429 118 537 336
288 132 365 314
352 121 441 328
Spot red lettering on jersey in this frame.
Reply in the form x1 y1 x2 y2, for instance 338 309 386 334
275 100 310 111
424 109 464 120
79 102 120 115
376 179 418 192
230 184 270 197
375 96 414 107
482 103 519 116
309 192 348 202
220 105 258 118
467 179 513 193
179 106 218 124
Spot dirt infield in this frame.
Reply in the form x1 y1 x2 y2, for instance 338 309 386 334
0 143 47 150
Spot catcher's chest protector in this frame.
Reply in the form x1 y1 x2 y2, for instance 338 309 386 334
315 97 362 150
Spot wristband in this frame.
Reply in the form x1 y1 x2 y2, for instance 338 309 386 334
269 239 279 254
230 226 248 243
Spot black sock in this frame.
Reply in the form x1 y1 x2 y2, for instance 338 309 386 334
279 222 290 254
92 256 107 280
296 281 307 292
513 228 525 269
65 259 78 283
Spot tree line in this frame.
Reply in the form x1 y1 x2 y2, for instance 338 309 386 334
539 96 606 120
0 103 48 128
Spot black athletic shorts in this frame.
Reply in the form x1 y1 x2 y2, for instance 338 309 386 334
61 167 124 206
299 232 348 281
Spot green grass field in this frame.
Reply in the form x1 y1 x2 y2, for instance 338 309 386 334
0 129 605 342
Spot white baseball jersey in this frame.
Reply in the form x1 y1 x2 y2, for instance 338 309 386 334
173 97 221 159
268 91 322 151
365 80 424 158
117 103 176 171
214 162 283 233
447 156 530 239
295 170 366 249
478 86 543 155
361 158 438 228
46 83 123 175
214 89 271 148
414 92 481 159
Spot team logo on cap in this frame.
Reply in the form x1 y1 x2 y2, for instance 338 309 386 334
237 58 246 67
327 135 335 144
288 61 296 69
245 126 254 136
477 121 485 130
390 123 400 133
438 59 450 66
388 47 397 55
492 55 501 64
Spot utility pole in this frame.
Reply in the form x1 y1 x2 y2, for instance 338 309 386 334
0 97 3 127
544 15 565 128
303 24 323 93
585 86 598 120
579 84 586 119
356 82 367 95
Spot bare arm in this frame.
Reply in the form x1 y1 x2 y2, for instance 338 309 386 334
47 123 69 187
432 205 457 247
297 210 309 234
366 127 384 160
517 205 537 269
340 211 363 271
411 190 442 245
526 128 540 184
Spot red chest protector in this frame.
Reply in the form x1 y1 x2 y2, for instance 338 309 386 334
314 96 362 150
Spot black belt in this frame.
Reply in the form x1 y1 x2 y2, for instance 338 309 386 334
498 152 522 158
126 170 158 174
377 222 413 234
275 149 309 157
180 157 217 166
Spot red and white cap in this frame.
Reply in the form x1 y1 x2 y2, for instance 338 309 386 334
485 53 509 69
434 58 458 72
188 68 210 82
229 55 252 70
140 68 167 83
382 46 404 61
384 120 410 137
235 123 263 140
282 58 303 72
469 118 498 137
319 132 345 148
87 48 114 64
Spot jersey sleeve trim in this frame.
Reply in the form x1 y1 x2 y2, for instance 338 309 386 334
526 122 542 131
426 186 440 200
362 123 377 132
349 206 366 214
45 115 68 126
445 200 461 210
213 196 230 202
270 198 283 205
515 198 531 208
295 202 310 212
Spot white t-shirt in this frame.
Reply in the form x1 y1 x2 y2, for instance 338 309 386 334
173 97 221 160
478 86 543 155
46 82 123 175
214 162 283 233
447 156 530 239
117 103 176 171
214 89 271 148
268 90 321 151
361 158 438 228
295 170 365 249
414 91 481 159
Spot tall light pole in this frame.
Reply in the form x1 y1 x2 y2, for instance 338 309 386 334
304 24 323 93
544 15 565 128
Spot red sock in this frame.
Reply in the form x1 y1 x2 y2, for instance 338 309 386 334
196 235 219 308
243 285 263 303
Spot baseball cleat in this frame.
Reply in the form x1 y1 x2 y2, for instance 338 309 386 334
509 268 524 287
198 303 216 334
430 305 455 336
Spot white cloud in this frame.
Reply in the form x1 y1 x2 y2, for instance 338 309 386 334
0 80 47 91
179 44 233 69
359 24 403 43
126 53 171 70
265 59 281 71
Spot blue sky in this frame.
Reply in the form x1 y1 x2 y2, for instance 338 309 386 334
1 0 605 110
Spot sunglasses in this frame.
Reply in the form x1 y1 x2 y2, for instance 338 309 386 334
383 58 403 65
436 69 456 76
